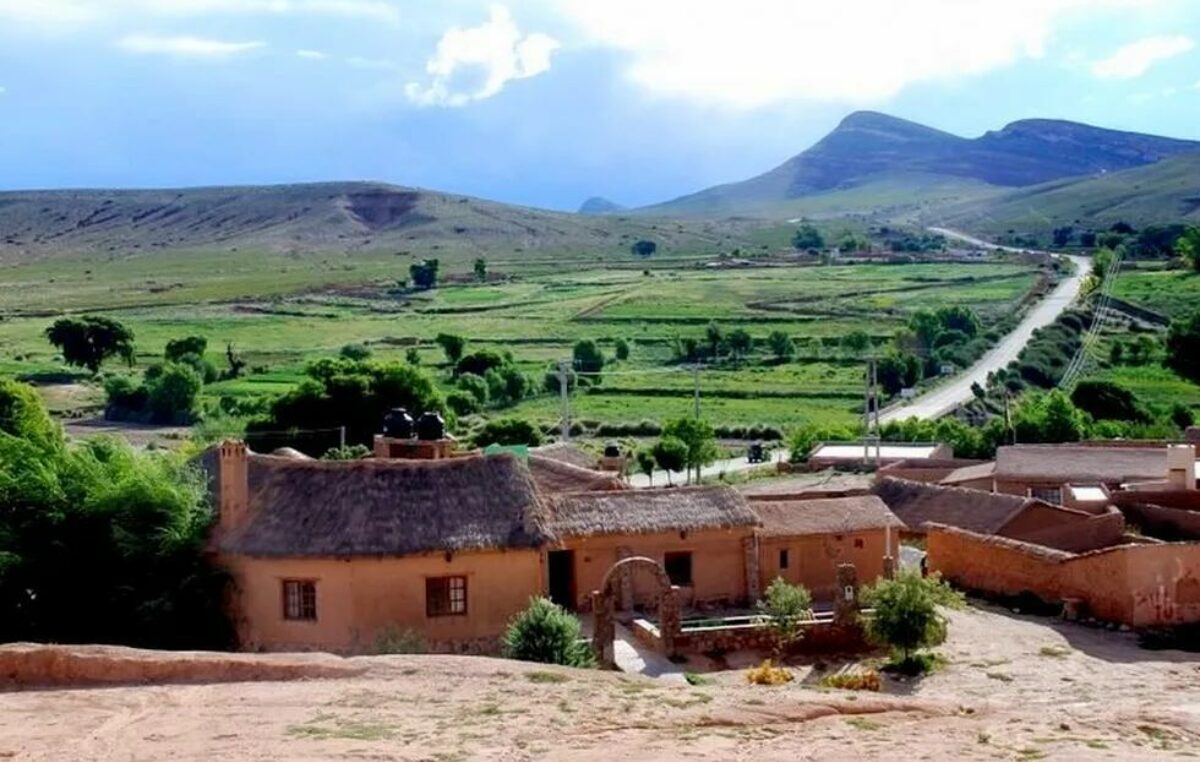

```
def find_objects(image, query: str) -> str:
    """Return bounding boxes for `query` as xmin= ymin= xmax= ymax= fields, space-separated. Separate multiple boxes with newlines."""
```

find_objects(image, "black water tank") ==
xmin=383 ymin=408 xmax=415 ymax=438
xmin=603 ymin=441 xmax=621 ymax=458
xmin=416 ymin=412 xmax=445 ymax=440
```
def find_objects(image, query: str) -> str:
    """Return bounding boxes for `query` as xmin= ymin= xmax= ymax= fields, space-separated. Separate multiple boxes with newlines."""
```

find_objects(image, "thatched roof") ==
xmin=940 ymin=461 xmax=996 ymax=485
xmin=994 ymin=445 xmax=1170 ymax=483
xmin=527 ymin=454 xmax=625 ymax=494
xmin=219 ymin=452 xmax=549 ymax=557
xmin=530 ymin=442 xmax=599 ymax=470
xmin=748 ymin=495 xmax=904 ymax=537
xmin=872 ymin=477 xmax=1032 ymax=535
xmin=547 ymin=486 xmax=758 ymax=538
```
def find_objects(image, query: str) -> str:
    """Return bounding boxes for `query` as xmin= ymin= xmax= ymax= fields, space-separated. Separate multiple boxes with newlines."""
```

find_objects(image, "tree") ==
xmin=1013 ymin=390 xmax=1087 ymax=444
xmin=767 ymin=330 xmax=795 ymax=361
xmin=862 ymin=571 xmax=962 ymax=673
xmin=164 ymin=336 xmax=207 ymax=363
xmin=876 ymin=352 xmax=921 ymax=396
xmin=1175 ymin=227 xmax=1200 ymax=272
xmin=145 ymin=362 xmax=203 ymax=423
xmin=840 ymin=330 xmax=871 ymax=356
xmin=1052 ymin=226 xmax=1074 ymax=248
xmin=474 ymin=257 xmax=488 ymax=282
xmin=705 ymin=321 xmax=724 ymax=359
xmin=224 ymin=342 xmax=246 ymax=379
xmin=613 ymin=338 xmax=630 ymax=361
xmin=1079 ymin=231 xmax=1097 ymax=248
xmin=435 ymin=333 xmax=466 ymax=364
xmin=791 ymin=223 xmax=825 ymax=251
xmin=663 ymin=417 xmax=719 ymax=484
xmin=473 ymin=418 xmax=543 ymax=448
xmin=455 ymin=349 xmax=506 ymax=378
xmin=1172 ymin=402 xmax=1195 ymax=431
xmin=339 ymin=343 xmax=372 ymax=361
xmin=405 ymin=347 xmax=422 ymax=365
xmin=635 ymin=449 xmax=656 ymax=486
xmin=456 ymin=373 xmax=489 ymax=405
xmin=501 ymin=597 xmax=594 ymax=667
xmin=45 ymin=316 xmax=135 ymax=373
xmin=935 ymin=306 xmax=981 ymax=338
xmin=631 ymin=239 xmax=657 ymax=257
xmin=651 ymin=436 xmax=688 ymax=486
xmin=787 ymin=423 xmax=857 ymax=462
xmin=409 ymin=258 xmax=440 ymax=289
xmin=1166 ymin=311 xmax=1200 ymax=384
xmin=1070 ymin=380 xmax=1148 ymax=422
xmin=756 ymin=577 xmax=813 ymax=657
xmin=572 ymin=339 xmax=605 ymax=377
xmin=726 ymin=328 xmax=752 ymax=360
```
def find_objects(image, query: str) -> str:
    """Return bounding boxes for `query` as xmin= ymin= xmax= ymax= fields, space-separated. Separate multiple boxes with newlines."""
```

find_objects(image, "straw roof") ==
xmin=872 ymin=477 xmax=1032 ymax=535
xmin=530 ymin=442 xmax=599 ymax=470
xmin=940 ymin=461 xmax=996 ymax=485
xmin=748 ymin=495 xmax=904 ymax=537
xmin=547 ymin=486 xmax=758 ymax=538
xmin=994 ymin=445 xmax=1169 ymax=483
xmin=527 ymin=454 xmax=626 ymax=494
xmin=219 ymin=452 xmax=549 ymax=557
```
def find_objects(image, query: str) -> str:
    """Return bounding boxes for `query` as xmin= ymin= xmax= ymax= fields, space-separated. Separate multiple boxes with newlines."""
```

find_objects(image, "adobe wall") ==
xmin=562 ymin=526 xmax=752 ymax=611
xmin=758 ymin=529 xmax=892 ymax=601
xmin=222 ymin=549 xmax=544 ymax=654
xmin=1118 ymin=501 xmax=1200 ymax=541
xmin=998 ymin=503 xmax=1125 ymax=553
xmin=876 ymin=459 xmax=986 ymax=485
xmin=672 ymin=621 xmax=869 ymax=656
xmin=927 ymin=525 xmax=1200 ymax=627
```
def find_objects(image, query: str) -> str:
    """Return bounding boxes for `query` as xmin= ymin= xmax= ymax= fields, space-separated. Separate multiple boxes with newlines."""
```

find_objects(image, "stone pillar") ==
xmin=659 ymin=586 xmax=681 ymax=659
xmin=882 ymin=555 xmax=896 ymax=580
xmin=615 ymin=546 xmax=634 ymax=611
xmin=742 ymin=535 xmax=761 ymax=604
xmin=834 ymin=563 xmax=859 ymax=626
xmin=591 ymin=590 xmax=615 ymax=667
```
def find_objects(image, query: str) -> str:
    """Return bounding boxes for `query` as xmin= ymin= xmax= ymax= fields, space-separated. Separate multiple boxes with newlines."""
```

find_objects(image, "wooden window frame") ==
xmin=282 ymin=579 xmax=317 ymax=621
xmin=663 ymin=551 xmax=693 ymax=587
xmin=426 ymin=575 xmax=468 ymax=617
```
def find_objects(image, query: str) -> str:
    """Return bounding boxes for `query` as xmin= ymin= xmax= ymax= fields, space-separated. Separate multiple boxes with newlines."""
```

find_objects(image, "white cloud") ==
xmin=296 ymin=48 xmax=328 ymax=59
xmin=556 ymin=0 xmax=1159 ymax=108
xmin=116 ymin=34 xmax=266 ymax=57
xmin=406 ymin=4 xmax=560 ymax=107
xmin=1091 ymin=35 xmax=1195 ymax=80
xmin=0 ymin=0 xmax=399 ymax=26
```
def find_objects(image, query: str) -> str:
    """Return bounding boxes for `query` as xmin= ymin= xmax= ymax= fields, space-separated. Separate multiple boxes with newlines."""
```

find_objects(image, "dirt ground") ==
xmin=2 ymin=603 xmax=1198 ymax=761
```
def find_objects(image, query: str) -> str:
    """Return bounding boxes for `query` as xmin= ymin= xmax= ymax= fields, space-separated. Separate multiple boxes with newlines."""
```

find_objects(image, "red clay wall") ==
xmin=1117 ymin=502 xmax=1200 ymax=541
xmin=997 ymin=504 xmax=1125 ymax=553
xmin=926 ymin=524 xmax=1200 ymax=627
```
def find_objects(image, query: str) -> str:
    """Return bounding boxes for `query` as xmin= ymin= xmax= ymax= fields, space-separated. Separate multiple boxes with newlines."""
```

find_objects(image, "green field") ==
xmin=0 ymin=241 xmax=1045 ymax=434
xmin=1112 ymin=267 xmax=1200 ymax=320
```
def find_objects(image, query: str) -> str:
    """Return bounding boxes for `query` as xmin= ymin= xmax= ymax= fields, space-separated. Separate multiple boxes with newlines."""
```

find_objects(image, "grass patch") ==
xmin=287 ymin=714 xmax=396 ymax=741
xmin=881 ymin=651 xmax=945 ymax=677
xmin=844 ymin=717 xmax=884 ymax=732
xmin=1038 ymin=645 xmax=1071 ymax=659
xmin=524 ymin=671 xmax=570 ymax=684
xmin=683 ymin=672 xmax=712 ymax=686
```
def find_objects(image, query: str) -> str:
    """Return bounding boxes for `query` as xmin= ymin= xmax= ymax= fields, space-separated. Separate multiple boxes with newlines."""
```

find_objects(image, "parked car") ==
xmin=747 ymin=441 xmax=766 ymax=463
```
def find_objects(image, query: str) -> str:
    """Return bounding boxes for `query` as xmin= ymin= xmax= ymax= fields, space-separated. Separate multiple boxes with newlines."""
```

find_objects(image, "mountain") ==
xmin=578 ymin=196 xmax=626 ymax=215
xmin=933 ymin=151 xmax=1200 ymax=237
xmin=641 ymin=111 xmax=1200 ymax=218
xmin=0 ymin=182 xmax=746 ymax=263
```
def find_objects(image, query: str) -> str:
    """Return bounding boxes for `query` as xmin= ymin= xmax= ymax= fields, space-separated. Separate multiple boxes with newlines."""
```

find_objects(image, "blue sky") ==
xmin=1 ymin=1 xmax=1198 ymax=210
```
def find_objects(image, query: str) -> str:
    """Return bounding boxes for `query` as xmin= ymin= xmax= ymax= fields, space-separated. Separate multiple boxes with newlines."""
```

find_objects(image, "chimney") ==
xmin=1166 ymin=444 xmax=1196 ymax=491
xmin=217 ymin=440 xmax=250 ymax=530
xmin=374 ymin=411 xmax=456 ymax=460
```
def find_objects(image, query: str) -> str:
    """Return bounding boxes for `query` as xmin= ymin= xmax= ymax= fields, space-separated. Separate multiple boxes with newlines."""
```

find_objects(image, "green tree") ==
xmin=501 ymin=597 xmax=594 ymax=667
xmin=876 ymin=352 xmax=921 ymax=396
xmin=727 ymin=328 xmax=752 ymax=360
xmin=1175 ymin=227 xmax=1200 ymax=272
xmin=405 ymin=347 xmax=422 ymax=365
xmin=935 ymin=306 xmax=981 ymax=338
xmin=631 ymin=239 xmax=657 ymax=257
xmin=45 ymin=316 xmax=136 ymax=373
xmin=651 ymin=436 xmax=688 ymax=486
xmin=473 ymin=418 xmax=543 ymax=448
xmin=786 ymin=423 xmax=857 ymax=462
xmin=455 ymin=349 xmax=506 ymax=378
xmin=862 ymin=571 xmax=963 ymax=672
xmin=1166 ymin=311 xmax=1200 ymax=384
xmin=614 ymin=338 xmax=630 ymax=361
xmin=146 ymin=362 xmax=203 ymax=423
xmin=474 ymin=257 xmax=488 ymax=281
xmin=456 ymin=373 xmax=490 ymax=405
xmin=635 ymin=448 xmax=656 ymax=486
xmin=662 ymin=417 xmax=719 ymax=484
xmin=705 ymin=321 xmax=724 ymax=359
xmin=339 ymin=343 xmax=372 ymax=361
xmin=164 ymin=335 xmax=208 ymax=362
xmin=767 ymin=330 xmax=795 ymax=361
xmin=1172 ymin=402 xmax=1195 ymax=430
xmin=756 ymin=577 xmax=813 ymax=657
xmin=224 ymin=342 xmax=246 ymax=379
xmin=791 ymin=223 xmax=825 ymax=251
xmin=1013 ymin=390 xmax=1087 ymax=443
xmin=572 ymin=339 xmax=605 ymax=378
xmin=409 ymin=258 xmax=440 ymax=289
xmin=435 ymin=333 xmax=466 ymax=365
xmin=1091 ymin=247 xmax=1116 ymax=282
xmin=840 ymin=330 xmax=870 ymax=356
xmin=1070 ymin=380 xmax=1148 ymax=422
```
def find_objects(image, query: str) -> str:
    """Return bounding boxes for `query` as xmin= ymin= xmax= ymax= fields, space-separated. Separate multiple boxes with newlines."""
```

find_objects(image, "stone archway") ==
xmin=591 ymin=556 xmax=680 ymax=666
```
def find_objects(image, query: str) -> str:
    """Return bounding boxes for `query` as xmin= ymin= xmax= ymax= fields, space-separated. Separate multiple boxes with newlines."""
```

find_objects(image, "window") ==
xmin=663 ymin=552 xmax=693 ymax=587
xmin=1029 ymin=486 xmax=1063 ymax=505
xmin=778 ymin=549 xmax=790 ymax=569
xmin=282 ymin=580 xmax=317 ymax=621
xmin=426 ymin=575 xmax=467 ymax=617
xmin=854 ymin=538 xmax=864 ymax=549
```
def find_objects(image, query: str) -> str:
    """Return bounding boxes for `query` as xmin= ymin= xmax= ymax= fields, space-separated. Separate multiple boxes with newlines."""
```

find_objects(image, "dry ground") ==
xmin=2 ymin=604 xmax=1198 ymax=761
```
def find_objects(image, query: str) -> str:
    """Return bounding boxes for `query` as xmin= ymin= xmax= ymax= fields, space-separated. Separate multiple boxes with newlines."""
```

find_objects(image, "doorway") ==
xmin=547 ymin=550 xmax=576 ymax=610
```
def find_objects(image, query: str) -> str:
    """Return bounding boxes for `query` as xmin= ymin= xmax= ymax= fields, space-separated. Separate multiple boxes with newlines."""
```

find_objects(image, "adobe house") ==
xmin=746 ymin=494 xmax=903 ymax=600
xmin=544 ymin=487 xmax=760 ymax=611
xmin=208 ymin=441 xmax=550 ymax=654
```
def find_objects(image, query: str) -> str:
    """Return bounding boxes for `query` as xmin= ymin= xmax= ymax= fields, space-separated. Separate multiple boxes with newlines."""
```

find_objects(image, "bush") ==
xmin=818 ymin=670 xmax=881 ymax=691
xmin=446 ymin=391 xmax=481 ymax=416
xmin=456 ymin=373 xmax=489 ymax=405
xmin=861 ymin=571 xmax=963 ymax=671
xmin=787 ymin=423 xmax=857 ymax=462
xmin=614 ymin=338 xmax=630 ymax=361
xmin=339 ymin=343 xmax=372 ymax=361
xmin=321 ymin=444 xmax=371 ymax=461
xmin=1070 ymin=380 xmax=1148 ymax=423
xmin=1166 ymin=311 xmax=1200 ymax=384
xmin=501 ymin=597 xmax=594 ymax=667
xmin=145 ymin=362 xmax=203 ymax=423
xmin=474 ymin=418 xmax=543 ymax=448
xmin=745 ymin=659 xmax=793 ymax=685
xmin=756 ymin=577 xmax=813 ymax=655
xmin=455 ymin=350 xmax=506 ymax=378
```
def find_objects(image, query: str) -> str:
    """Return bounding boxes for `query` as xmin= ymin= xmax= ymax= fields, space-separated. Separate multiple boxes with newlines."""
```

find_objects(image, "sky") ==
xmin=1 ymin=0 xmax=1198 ymax=210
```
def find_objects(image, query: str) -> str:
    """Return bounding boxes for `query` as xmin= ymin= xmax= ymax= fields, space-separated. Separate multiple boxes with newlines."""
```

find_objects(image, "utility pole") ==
xmin=692 ymin=364 xmax=701 ymax=419
xmin=557 ymin=360 xmax=572 ymax=442
xmin=339 ymin=425 xmax=346 ymax=450
xmin=863 ymin=358 xmax=879 ymax=465
xmin=872 ymin=359 xmax=881 ymax=463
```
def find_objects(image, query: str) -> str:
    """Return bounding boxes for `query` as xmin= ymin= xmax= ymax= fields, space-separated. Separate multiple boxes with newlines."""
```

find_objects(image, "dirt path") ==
xmin=1 ymin=604 xmax=1197 ymax=760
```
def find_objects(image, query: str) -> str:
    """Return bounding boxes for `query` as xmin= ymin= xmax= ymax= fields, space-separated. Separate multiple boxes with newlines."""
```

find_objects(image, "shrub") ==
xmin=787 ymin=423 xmax=857 ymax=462
xmin=146 ymin=362 xmax=203 ymax=423
xmin=456 ymin=373 xmax=489 ymax=405
xmin=756 ymin=577 xmax=813 ymax=655
xmin=614 ymin=338 xmax=630 ymax=361
xmin=818 ymin=670 xmax=881 ymax=691
xmin=455 ymin=349 xmax=506 ymax=378
xmin=339 ymin=343 xmax=372 ymax=361
xmin=446 ymin=391 xmax=481 ymax=416
xmin=321 ymin=444 xmax=371 ymax=461
xmin=861 ymin=571 xmax=963 ymax=673
xmin=435 ymin=333 xmax=466 ymax=364
xmin=1166 ymin=311 xmax=1200 ymax=384
xmin=1070 ymin=380 xmax=1148 ymax=423
xmin=501 ymin=597 xmax=594 ymax=667
xmin=746 ymin=659 xmax=793 ymax=685
xmin=474 ymin=418 xmax=543 ymax=448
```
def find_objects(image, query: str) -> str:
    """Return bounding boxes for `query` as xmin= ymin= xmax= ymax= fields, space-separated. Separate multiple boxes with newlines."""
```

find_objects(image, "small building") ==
xmin=807 ymin=441 xmax=953 ymax=470
xmin=989 ymin=443 xmax=1197 ymax=501
xmin=747 ymin=494 xmax=903 ymax=600
xmin=545 ymin=487 xmax=759 ymax=611
xmin=210 ymin=442 xmax=550 ymax=654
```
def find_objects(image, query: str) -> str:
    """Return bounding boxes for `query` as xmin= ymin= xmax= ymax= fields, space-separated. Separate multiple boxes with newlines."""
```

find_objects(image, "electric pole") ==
xmin=863 ymin=358 xmax=879 ymax=465
xmin=693 ymin=364 xmax=701 ymax=419
xmin=557 ymin=359 xmax=572 ymax=442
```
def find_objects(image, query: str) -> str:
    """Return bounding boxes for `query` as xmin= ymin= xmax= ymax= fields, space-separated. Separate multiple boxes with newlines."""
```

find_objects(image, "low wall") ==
xmin=998 ymin=503 xmax=1126 ymax=553
xmin=927 ymin=524 xmax=1200 ymax=627
xmin=1119 ymin=502 xmax=1200 ymax=541
xmin=634 ymin=617 xmax=869 ymax=656
xmin=876 ymin=459 xmax=987 ymax=485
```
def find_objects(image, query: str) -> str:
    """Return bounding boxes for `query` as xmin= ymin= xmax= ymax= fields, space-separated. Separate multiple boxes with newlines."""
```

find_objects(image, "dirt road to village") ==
xmin=2 ymin=604 xmax=1197 ymax=760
